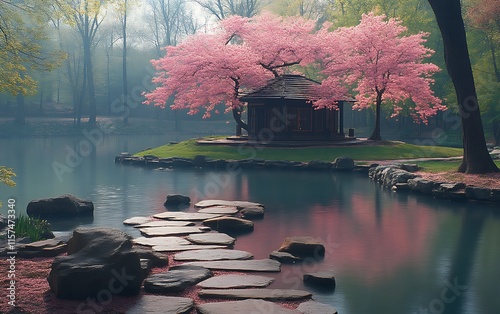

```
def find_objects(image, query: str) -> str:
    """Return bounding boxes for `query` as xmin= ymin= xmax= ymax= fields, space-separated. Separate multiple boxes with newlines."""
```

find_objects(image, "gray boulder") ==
xmin=408 ymin=177 xmax=441 ymax=194
xmin=303 ymin=271 xmax=336 ymax=289
xmin=164 ymin=194 xmax=191 ymax=207
xmin=333 ymin=156 xmax=355 ymax=171
xmin=27 ymin=194 xmax=94 ymax=218
xmin=465 ymin=186 xmax=492 ymax=201
xmin=278 ymin=236 xmax=325 ymax=258
xmin=240 ymin=206 xmax=265 ymax=219
xmin=47 ymin=228 xmax=145 ymax=299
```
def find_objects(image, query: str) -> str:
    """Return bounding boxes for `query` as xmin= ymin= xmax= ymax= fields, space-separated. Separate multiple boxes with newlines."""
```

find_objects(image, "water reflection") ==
xmin=1 ymin=135 xmax=500 ymax=314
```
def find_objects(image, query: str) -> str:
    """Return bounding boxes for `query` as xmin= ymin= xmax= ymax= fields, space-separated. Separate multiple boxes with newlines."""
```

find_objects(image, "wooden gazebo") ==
xmin=240 ymin=75 xmax=353 ymax=141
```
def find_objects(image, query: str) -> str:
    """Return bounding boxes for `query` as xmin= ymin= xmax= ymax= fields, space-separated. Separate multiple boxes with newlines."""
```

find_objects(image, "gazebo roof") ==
xmin=239 ymin=74 xmax=320 ymax=102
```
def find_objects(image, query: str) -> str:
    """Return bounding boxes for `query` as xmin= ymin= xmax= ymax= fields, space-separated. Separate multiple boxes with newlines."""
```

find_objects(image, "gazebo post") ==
xmin=339 ymin=101 xmax=345 ymax=136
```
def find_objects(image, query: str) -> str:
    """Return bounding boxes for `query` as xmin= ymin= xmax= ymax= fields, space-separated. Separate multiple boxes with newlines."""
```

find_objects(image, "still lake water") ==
xmin=1 ymin=134 xmax=499 ymax=314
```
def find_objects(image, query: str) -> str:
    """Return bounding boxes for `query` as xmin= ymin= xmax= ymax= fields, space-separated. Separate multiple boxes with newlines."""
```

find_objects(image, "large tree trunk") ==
xmin=368 ymin=91 xmax=383 ymax=141
xmin=428 ymin=0 xmax=499 ymax=173
xmin=232 ymin=107 xmax=248 ymax=131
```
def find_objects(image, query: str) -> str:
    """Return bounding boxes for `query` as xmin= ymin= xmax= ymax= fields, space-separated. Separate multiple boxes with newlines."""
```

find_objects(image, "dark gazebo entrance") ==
xmin=240 ymin=75 xmax=354 ymax=141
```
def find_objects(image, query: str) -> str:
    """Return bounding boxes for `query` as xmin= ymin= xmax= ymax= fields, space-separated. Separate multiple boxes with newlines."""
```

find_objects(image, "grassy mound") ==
xmin=137 ymin=138 xmax=463 ymax=162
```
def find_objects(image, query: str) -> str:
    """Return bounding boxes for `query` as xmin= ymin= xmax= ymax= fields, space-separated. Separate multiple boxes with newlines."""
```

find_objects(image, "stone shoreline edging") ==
xmin=114 ymin=154 xmax=500 ymax=204
xmin=115 ymin=153 xmax=360 ymax=172
xmin=369 ymin=165 xmax=500 ymax=203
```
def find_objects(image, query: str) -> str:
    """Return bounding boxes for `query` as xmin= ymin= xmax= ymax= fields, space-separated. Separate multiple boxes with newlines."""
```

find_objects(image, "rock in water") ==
xmin=202 ymin=217 xmax=254 ymax=233
xmin=278 ymin=236 xmax=325 ymax=258
xmin=164 ymin=194 xmax=191 ymax=207
xmin=27 ymin=194 xmax=94 ymax=218
xmin=47 ymin=228 xmax=145 ymax=299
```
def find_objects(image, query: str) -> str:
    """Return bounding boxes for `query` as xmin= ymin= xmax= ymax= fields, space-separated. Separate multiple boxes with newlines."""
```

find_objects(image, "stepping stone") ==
xmin=297 ymin=300 xmax=338 ymax=314
xmin=144 ymin=265 xmax=212 ymax=293
xmin=303 ymin=271 xmax=336 ymax=289
xmin=174 ymin=249 xmax=253 ymax=261
xmin=153 ymin=212 xmax=222 ymax=221
xmin=186 ymin=233 xmax=235 ymax=245
xmin=123 ymin=216 xmax=152 ymax=225
xmin=134 ymin=220 xmax=195 ymax=228
xmin=126 ymin=295 xmax=194 ymax=314
xmin=133 ymin=236 xmax=190 ymax=247
xmin=195 ymin=200 xmax=264 ymax=209
xmin=197 ymin=299 xmax=301 ymax=314
xmin=198 ymin=288 xmax=311 ymax=301
xmin=197 ymin=274 xmax=274 ymax=289
xmin=270 ymin=251 xmax=302 ymax=263
xmin=278 ymin=236 xmax=325 ymax=258
xmin=202 ymin=217 xmax=254 ymax=233
xmin=153 ymin=244 xmax=226 ymax=252
xmin=139 ymin=226 xmax=204 ymax=237
xmin=198 ymin=205 xmax=238 ymax=215
xmin=185 ymin=259 xmax=281 ymax=272
xmin=240 ymin=206 xmax=265 ymax=219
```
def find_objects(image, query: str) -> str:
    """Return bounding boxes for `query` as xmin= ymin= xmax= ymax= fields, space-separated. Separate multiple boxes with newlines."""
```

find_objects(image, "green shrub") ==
xmin=15 ymin=214 xmax=53 ymax=242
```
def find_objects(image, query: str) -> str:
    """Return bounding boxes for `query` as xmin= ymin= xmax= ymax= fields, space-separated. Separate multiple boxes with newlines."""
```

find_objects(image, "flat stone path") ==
xmin=185 ymin=259 xmax=281 ymax=272
xmin=133 ymin=236 xmax=190 ymax=247
xmin=139 ymin=226 xmax=204 ymax=237
xmin=197 ymin=205 xmax=239 ymax=215
xmin=195 ymin=200 xmax=263 ymax=209
xmin=198 ymin=288 xmax=311 ymax=301
xmin=153 ymin=244 xmax=226 ymax=252
xmin=186 ymin=233 xmax=235 ymax=245
xmin=134 ymin=220 xmax=195 ymax=228
xmin=153 ymin=212 xmax=222 ymax=221
xmin=174 ymin=249 xmax=253 ymax=261
xmin=197 ymin=274 xmax=274 ymax=289
xmin=144 ymin=265 xmax=212 ymax=293
xmin=297 ymin=300 xmax=338 ymax=314
xmin=123 ymin=216 xmax=153 ymax=225
xmin=126 ymin=295 xmax=194 ymax=314
xmin=197 ymin=299 xmax=301 ymax=314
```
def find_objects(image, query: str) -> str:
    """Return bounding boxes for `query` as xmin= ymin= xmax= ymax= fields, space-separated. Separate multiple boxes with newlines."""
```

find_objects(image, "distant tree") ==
xmin=145 ymin=0 xmax=198 ymax=57
xmin=428 ymin=0 xmax=499 ymax=173
xmin=56 ymin=0 xmax=107 ymax=126
xmin=193 ymin=0 xmax=264 ymax=20
xmin=317 ymin=13 xmax=445 ymax=141
xmin=0 ymin=1 xmax=62 ymax=124
xmin=144 ymin=13 xmax=322 ymax=130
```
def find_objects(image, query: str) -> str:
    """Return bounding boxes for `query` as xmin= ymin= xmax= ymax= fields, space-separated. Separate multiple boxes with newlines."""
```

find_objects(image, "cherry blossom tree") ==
xmin=317 ymin=13 xmax=446 ymax=141
xmin=144 ymin=13 xmax=325 ymax=130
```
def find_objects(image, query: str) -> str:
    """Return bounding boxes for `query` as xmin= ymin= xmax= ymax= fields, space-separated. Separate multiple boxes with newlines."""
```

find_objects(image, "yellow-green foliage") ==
xmin=0 ymin=166 xmax=16 ymax=208
xmin=0 ymin=1 xmax=64 ymax=96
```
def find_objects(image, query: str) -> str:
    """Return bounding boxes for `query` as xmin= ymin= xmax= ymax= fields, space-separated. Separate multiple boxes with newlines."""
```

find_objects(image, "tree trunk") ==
xmin=428 ymin=0 xmax=499 ymax=173
xmin=86 ymin=39 xmax=97 ymax=127
xmin=122 ymin=0 xmax=129 ymax=124
xmin=368 ymin=91 xmax=383 ymax=141
xmin=232 ymin=107 xmax=248 ymax=131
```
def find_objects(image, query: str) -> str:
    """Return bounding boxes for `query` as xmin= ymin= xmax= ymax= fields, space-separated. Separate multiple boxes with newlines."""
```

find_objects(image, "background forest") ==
xmin=0 ymin=0 xmax=498 ymax=145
